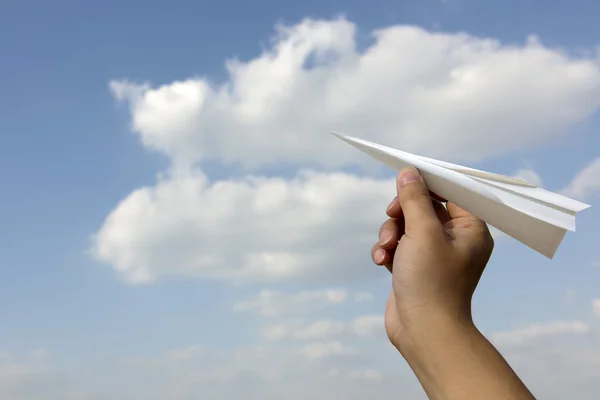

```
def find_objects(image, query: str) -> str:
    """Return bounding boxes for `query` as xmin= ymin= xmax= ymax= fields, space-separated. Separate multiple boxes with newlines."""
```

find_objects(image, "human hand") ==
xmin=371 ymin=167 xmax=494 ymax=351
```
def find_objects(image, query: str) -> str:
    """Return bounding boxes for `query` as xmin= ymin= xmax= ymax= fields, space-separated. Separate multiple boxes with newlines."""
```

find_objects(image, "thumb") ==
xmin=396 ymin=167 xmax=443 ymax=237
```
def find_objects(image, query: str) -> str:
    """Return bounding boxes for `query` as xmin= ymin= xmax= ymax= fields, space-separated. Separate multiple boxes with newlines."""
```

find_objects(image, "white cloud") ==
xmin=6 ymin=325 xmax=600 ymax=399
xmin=561 ymin=157 xmax=600 ymax=199
xmin=491 ymin=320 xmax=590 ymax=346
xmin=97 ymin=18 xmax=600 ymax=286
xmin=297 ymin=341 xmax=356 ymax=359
xmin=92 ymin=170 xmax=394 ymax=284
xmin=261 ymin=315 xmax=385 ymax=341
xmin=107 ymin=332 xmax=600 ymax=399
xmin=261 ymin=324 xmax=289 ymax=340
xmin=118 ymin=340 xmax=396 ymax=400
xmin=262 ymin=319 xmax=346 ymax=340
xmin=513 ymin=168 xmax=543 ymax=186
xmin=233 ymin=289 xmax=350 ymax=317
xmin=0 ymin=351 xmax=92 ymax=400
xmin=593 ymin=299 xmax=600 ymax=315
xmin=233 ymin=289 xmax=376 ymax=317
xmin=288 ymin=320 xmax=346 ymax=340
xmin=7 ymin=12 xmax=600 ymax=400
xmin=83 ymin=19 xmax=600 ymax=399
xmin=111 ymin=18 xmax=600 ymax=170
xmin=348 ymin=369 xmax=384 ymax=381
xmin=351 ymin=314 xmax=385 ymax=337
xmin=260 ymin=313 xmax=386 ymax=341
xmin=495 ymin=332 xmax=600 ymax=400
xmin=353 ymin=292 xmax=374 ymax=303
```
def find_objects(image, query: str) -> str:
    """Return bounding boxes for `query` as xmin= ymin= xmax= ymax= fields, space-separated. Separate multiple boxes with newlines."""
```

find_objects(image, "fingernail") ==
xmin=374 ymin=248 xmax=386 ymax=264
xmin=386 ymin=197 xmax=397 ymax=213
xmin=379 ymin=229 xmax=393 ymax=246
xmin=399 ymin=167 xmax=422 ymax=187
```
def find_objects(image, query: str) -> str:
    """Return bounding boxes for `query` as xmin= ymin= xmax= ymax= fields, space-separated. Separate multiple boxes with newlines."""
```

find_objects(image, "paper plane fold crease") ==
xmin=331 ymin=131 xmax=590 ymax=258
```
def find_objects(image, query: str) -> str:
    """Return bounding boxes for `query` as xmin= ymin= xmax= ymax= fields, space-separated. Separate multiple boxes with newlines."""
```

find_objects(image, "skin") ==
xmin=371 ymin=167 xmax=536 ymax=400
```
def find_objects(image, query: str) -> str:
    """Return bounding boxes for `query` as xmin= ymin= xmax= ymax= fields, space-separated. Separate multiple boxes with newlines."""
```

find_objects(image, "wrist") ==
xmin=391 ymin=309 xmax=535 ymax=400
xmin=393 ymin=307 xmax=477 ymax=355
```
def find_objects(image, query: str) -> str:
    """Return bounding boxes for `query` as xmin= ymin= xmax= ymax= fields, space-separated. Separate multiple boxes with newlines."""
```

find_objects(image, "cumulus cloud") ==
xmin=233 ymin=289 xmax=353 ymax=317
xmin=5 ymin=321 xmax=600 ymax=399
xmin=297 ymin=341 xmax=357 ymax=359
xmin=263 ymin=319 xmax=346 ymax=341
xmin=95 ymin=17 xmax=600 ymax=286
xmin=110 ymin=18 xmax=600 ymax=169
xmin=351 ymin=315 xmax=385 ymax=337
xmin=513 ymin=168 xmax=543 ymax=187
xmin=495 ymin=331 xmax=600 ymax=400
xmin=11 ymin=13 xmax=600 ymax=400
xmin=92 ymin=170 xmax=394 ymax=284
xmin=116 ymin=339 xmax=406 ymax=400
xmin=491 ymin=320 xmax=590 ymax=346
xmin=561 ymin=157 xmax=600 ymax=199
xmin=0 ymin=351 xmax=91 ymax=400
xmin=82 ymin=331 xmax=600 ymax=399
xmin=260 ymin=314 xmax=384 ymax=341
xmin=593 ymin=299 xmax=600 ymax=315
xmin=124 ymin=334 xmax=600 ymax=399
xmin=349 ymin=369 xmax=384 ymax=381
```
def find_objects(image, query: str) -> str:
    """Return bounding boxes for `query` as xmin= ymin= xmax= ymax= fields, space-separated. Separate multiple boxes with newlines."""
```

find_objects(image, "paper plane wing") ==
xmin=331 ymin=131 xmax=590 ymax=258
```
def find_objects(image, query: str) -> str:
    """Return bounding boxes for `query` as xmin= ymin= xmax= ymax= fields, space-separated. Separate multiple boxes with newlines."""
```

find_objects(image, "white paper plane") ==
xmin=331 ymin=131 xmax=590 ymax=258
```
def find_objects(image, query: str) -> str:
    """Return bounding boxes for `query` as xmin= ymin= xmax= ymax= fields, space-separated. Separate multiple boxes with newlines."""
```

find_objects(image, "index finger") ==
xmin=386 ymin=190 xmax=447 ymax=218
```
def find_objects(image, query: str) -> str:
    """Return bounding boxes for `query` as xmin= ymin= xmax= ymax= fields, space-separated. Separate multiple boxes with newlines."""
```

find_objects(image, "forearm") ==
xmin=398 ymin=312 xmax=535 ymax=400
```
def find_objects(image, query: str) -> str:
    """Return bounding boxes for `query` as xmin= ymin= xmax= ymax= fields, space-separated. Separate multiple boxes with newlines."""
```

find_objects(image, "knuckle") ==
xmin=371 ymin=243 xmax=379 ymax=254
xmin=378 ymin=219 xmax=394 ymax=235
xmin=483 ymin=228 xmax=495 ymax=251
xmin=473 ymin=221 xmax=494 ymax=250
xmin=399 ymin=185 xmax=429 ymax=203
xmin=371 ymin=243 xmax=382 ymax=258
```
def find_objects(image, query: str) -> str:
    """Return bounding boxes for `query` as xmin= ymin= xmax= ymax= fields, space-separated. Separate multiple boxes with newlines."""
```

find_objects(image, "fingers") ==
xmin=396 ymin=167 xmax=443 ymax=237
xmin=377 ymin=169 xmax=446 ymax=271
xmin=372 ymin=242 xmax=396 ymax=273
xmin=373 ymin=217 xmax=404 ymax=270
xmin=378 ymin=218 xmax=402 ymax=249
xmin=372 ymin=242 xmax=391 ymax=266
xmin=387 ymin=195 xmax=449 ymax=224
xmin=445 ymin=201 xmax=494 ymax=252
xmin=385 ymin=197 xmax=401 ymax=218
xmin=446 ymin=201 xmax=488 ymax=231
xmin=446 ymin=201 xmax=475 ymax=220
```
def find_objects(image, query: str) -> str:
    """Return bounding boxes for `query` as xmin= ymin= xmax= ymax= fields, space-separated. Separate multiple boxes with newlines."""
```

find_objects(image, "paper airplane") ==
xmin=331 ymin=131 xmax=590 ymax=258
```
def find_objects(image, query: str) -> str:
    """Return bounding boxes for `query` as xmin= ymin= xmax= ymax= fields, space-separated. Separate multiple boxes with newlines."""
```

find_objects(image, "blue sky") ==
xmin=1 ymin=0 xmax=600 ymax=398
